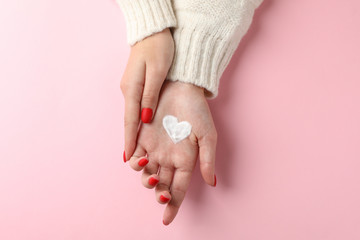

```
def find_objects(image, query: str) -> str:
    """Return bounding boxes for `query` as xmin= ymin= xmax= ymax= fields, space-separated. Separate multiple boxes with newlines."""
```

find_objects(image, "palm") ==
xmin=130 ymin=81 xmax=217 ymax=225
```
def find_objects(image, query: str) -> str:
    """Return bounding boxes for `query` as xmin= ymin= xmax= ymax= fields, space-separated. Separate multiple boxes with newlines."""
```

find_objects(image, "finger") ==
xmin=140 ymin=64 xmax=167 ymax=123
xmin=163 ymin=169 xmax=192 ymax=226
xmin=155 ymin=166 xmax=174 ymax=204
xmin=142 ymin=157 xmax=160 ymax=189
xmin=128 ymin=145 xmax=148 ymax=171
xmin=198 ymin=133 xmax=217 ymax=187
xmin=121 ymin=59 xmax=146 ymax=161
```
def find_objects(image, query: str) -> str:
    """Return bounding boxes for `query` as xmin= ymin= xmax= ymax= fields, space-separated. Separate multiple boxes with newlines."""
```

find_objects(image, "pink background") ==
xmin=1 ymin=0 xmax=360 ymax=239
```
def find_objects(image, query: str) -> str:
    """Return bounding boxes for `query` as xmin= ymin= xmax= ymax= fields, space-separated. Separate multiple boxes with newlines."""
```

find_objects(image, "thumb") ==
xmin=198 ymin=133 xmax=217 ymax=187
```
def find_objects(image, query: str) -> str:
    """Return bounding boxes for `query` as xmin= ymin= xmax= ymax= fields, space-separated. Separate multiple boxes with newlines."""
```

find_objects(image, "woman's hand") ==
xmin=120 ymin=28 xmax=174 ymax=161
xmin=126 ymin=81 xmax=218 ymax=225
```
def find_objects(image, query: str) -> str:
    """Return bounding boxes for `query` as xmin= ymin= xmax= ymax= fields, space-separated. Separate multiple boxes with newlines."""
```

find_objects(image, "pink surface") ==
xmin=1 ymin=0 xmax=360 ymax=239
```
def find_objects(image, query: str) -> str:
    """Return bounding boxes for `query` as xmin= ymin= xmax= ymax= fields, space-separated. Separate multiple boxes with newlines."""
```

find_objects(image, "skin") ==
xmin=126 ymin=81 xmax=218 ymax=225
xmin=120 ymin=28 xmax=218 ymax=225
xmin=120 ymin=28 xmax=174 ymax=160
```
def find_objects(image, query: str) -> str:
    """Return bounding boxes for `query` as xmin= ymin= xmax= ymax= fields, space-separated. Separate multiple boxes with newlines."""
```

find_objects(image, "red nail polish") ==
xmin=160 ymin=195 xmax=170 ymax=203
xmin=123 ymin=151 xmax=126 ymax=163
xmin=214 ymin=175 xmax=217 ymax=187
xmin=148 ymin=177 xmax=159 ymax=186
xmin=141 ymin=108 xmax=153 ymax=123
xmin=138 ymin=158 xmax=149 ymax=167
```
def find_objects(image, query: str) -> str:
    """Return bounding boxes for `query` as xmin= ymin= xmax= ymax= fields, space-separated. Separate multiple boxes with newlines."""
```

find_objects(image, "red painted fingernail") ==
xmin=138 ymin=158 xmax=149 ymax=167
xmin=123 ymin=151 xmax=126 ymax=163
xmin=141 ymin=108 xmax=153 ymax=123
xmin=160 ymin=195 xmax=170 ymax=203
xmin=148 ymin=177 xmax=159 ymax=186
xmin=213 ymin=175 xmax=217 ymax=187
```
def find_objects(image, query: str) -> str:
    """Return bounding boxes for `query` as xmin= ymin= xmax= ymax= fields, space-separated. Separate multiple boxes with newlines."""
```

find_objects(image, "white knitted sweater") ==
xmin=117 ymin=0 xmax=263 ymax=97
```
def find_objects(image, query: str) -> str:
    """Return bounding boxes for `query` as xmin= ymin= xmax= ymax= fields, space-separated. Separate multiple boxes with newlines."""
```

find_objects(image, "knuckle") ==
xmin=124 ymin=119 xmax=137 ymax=128
xmin=199 ymin=129 xmax=217 ymax=147
xmin=156 ymin=183 xmax=169 ymax=191
xmin=143 ymin=179 xmax=153 ymax=189
xmin=210 ymin=127 xmax=218 ymax=140
xmin=120 ymin=81 xmax=128 ymax=93
xmin=171 ymin=186 xmax=186 ymax=196
xmin=156 ymin=153 xmax=167 ymax=163
xmin=206 ymin=131 xmax=218 ymax=143
xmin=149 ymin=64 xmax=168 ymax=77
xmin=121 ymin=80 xmax=144 ymax=102
xmin=212 ymin=130 xmax=218 ymax=142
xmin=129 ymin=160 xmax=141 ymax=172
xmin=142 ymin=92 xmax=157 ymax=105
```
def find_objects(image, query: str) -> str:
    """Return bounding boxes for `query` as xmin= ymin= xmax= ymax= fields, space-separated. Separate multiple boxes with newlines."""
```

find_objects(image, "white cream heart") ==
xmin=162 ymin=115 xmax=192 ymax=144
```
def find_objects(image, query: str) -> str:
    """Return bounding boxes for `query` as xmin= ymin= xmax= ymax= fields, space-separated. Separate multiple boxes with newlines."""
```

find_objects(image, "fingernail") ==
xmin=141 ymin=108 xmax=153 ymax=123
xmin=148 ymin=177 xmax=159 ymax=186
xmin=138 ymin=158 xmax=149 ymax=167
xmin=160 ymin=195 xmax=170 ymax=203
xmin=163 ymin=220 xmax=168 ymax=226
xmin=123 ymin=151 xmax=126 ymax=163
xmin=213 ymin=175 xmax=217 ymax=187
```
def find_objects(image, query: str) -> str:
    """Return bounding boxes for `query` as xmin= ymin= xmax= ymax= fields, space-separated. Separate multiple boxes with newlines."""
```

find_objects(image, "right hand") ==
xmin=126 ymin=81 xmax=218 ymax=225
xmin=120 ymin=28 xmax=174 ymax=161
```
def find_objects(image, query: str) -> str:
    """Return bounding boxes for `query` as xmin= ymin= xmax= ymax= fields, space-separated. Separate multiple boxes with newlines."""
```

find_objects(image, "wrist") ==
xmin=132 ymin=28 xmax=171 ymax=48
xmin=164 ymin=80 xmax=205 ymax=97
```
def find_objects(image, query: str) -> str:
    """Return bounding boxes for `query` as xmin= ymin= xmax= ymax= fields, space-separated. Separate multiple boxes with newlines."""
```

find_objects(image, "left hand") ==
xmin=120 ymin=28 xmax=174 ymax=162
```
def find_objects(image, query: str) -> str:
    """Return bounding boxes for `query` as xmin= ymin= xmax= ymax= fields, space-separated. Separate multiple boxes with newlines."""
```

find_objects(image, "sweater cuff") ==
xmin=166 ymin=0 xmax=261 ymax=98
xmin=250 ymin=0 xmax=264 ymax=8
xmin=117 ymin=0 xmax=177 ymax=46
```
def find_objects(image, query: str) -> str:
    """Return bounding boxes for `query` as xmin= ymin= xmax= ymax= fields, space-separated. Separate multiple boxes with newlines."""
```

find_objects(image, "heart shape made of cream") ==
xmin=162 ymin=115 xmax=192 ymax=144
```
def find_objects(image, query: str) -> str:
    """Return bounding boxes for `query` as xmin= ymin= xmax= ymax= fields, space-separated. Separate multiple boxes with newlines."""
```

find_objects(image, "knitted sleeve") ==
xmin=116 ymin=0 xmax=177 ymax=46
xmin=166 ymin=0 xmax=263 ymax=98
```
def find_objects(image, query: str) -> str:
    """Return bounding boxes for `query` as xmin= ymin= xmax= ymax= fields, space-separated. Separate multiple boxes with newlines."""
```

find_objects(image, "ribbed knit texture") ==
xmin=117 ymin=0 xmax=263 ymax=97
xmin=116 ymin=0 xmax=177 ymax=45
xmin=250 ymin=0 xmax=264 ymax=8
xmin=166 ymin=0 xmax=263 ymax=97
